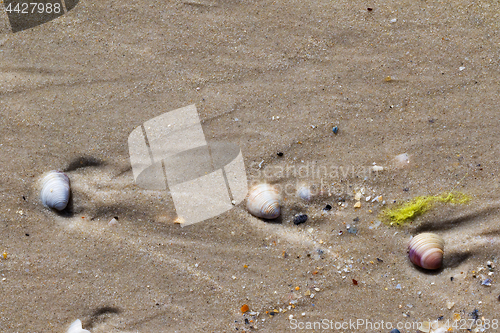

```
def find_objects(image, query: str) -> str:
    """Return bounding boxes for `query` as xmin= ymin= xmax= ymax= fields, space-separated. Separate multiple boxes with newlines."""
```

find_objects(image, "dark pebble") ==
xmin=323 ymin=204 xmax=332 ymax=211
xmin=293 ymin=214 xmax=308 ymax=225
xmin=353 ymin=217 xmax=359 ymax=222
xmin=332 ymin=126 xmax=339 ymax=134
xmin=277 ymin=152 xmax=283 ymax=157
xmin=377 ymin=258 xmax=383 ymax=262
xmin=470 ymin=309 xmax=479 ymax=320
xmin=390 ymin=329 xmax=401 ymax=333
xmin=450 ymin=277 xmax=454 ymax=281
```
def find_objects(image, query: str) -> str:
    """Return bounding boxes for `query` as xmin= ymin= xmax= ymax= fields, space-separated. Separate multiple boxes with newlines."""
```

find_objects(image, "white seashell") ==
xmin=67 ymin=319 xmax=90 ymax=333
xmin=246 ymin=184 xmax=281 ymax=219
xmin=297 ymin=186 xmax=312 ymax=201
xmin=408 ymin=232 xmax=444 ymax=270
xmin=40 ymin=170 xmax=70 ymax=211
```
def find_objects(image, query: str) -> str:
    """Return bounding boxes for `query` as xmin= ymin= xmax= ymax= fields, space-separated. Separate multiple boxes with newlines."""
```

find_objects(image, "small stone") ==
xmin=241 ymin=304 xmax=249 ymax=313
xmin=365 ymin=196 xmax=371 ymax=202
xmin=481 ymin=278 xmax=492 ymax=286
xmin=446 ymin=301 xmax=455 ymax=309
xmin=419 ymin=321 xmax=431 ymax=333
xmin=347 ymin=227 xmax=358 ymax=234
xmin=385 ymin=76 xmax=392 ymax=81
xmin=390 ymin=329 xmax=401 ymax=333
xmin=371 ymin=165 xmax=384 ymax=172
xmin=293 ymin=214 xmax=308 ymax=225
xmin=389 ymin=18 xmax=397 ymax=23
xmin=470 ymin=309 xmax=479 ymax=321
xmin=304 ymin=289 xmax=311 ymax=296
xmin=332 ymin=126 xmax=339 ymax=134
xmin=459 ymin=66 xmax=466 ymax=71
xmin=354 ymin=201 xmax=361 ymax=208
xmin=277 ymin=152 xmax=284 ymax=157
xmin=323 ymin=204 xmax=332 ymax=211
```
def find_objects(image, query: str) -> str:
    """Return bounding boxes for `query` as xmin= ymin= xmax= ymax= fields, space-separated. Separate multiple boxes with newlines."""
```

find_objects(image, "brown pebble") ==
xmin=241 ymin=304 xmax=249 ymax=313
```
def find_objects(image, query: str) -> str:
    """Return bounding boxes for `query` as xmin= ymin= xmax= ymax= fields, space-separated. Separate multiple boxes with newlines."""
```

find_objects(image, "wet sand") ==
xmin=1 ymin=0 xmax=499 ymax=332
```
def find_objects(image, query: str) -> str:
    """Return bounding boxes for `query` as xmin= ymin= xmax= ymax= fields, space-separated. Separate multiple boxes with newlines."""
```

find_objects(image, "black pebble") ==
xmin=390 ymin=329 xmax=401 ymax=333
xmin=277 ymin=152 xmax=284 ymax=157
xmin=25 ymin=233 xmax=29 ymax=236
xmin=293 ymin=214 xmax=308 ymax=225
xmin=450 ymin=277 xmax=454 ymax=281
xmin=470 ymin=309 xmax=479 ymax=320
xmin=323 ymin=204 xmax=332 ymax=211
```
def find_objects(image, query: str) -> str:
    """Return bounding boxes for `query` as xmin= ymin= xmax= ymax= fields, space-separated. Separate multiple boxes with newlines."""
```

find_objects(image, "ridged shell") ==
xmin=408 ymin=232 xmax=444 ymax=270
xmin=40 ymin=170 xmax=70 ymax=211
xmin=246 ymin=184 xmax=281 ymax=219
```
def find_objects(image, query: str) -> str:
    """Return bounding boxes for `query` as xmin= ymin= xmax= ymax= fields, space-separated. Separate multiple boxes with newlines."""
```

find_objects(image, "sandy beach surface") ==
xmin=1 ymin=0 xmax=499 ymax=332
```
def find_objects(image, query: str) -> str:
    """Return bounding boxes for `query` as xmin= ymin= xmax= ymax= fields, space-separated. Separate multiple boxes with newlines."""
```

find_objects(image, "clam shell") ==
xmin=40 ymin=170 xmax=70 ymax=211
xmin=408 ymin=232 xmax=444 ymax=270
xmin=246 ymin=184 xmax=281 ymax=219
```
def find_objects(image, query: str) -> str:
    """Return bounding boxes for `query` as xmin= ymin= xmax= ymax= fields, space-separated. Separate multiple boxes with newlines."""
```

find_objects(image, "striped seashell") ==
xmin=40 ymin=170 xmax=71 ymax=211
xmin=408 ymin=232 xmax=444 ymax=270
xmin=246 ymin=184 xmax=281 ymax=219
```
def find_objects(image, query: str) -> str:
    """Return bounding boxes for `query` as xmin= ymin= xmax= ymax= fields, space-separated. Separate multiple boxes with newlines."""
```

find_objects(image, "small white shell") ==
xmin=297 ymin=186 xmax=312 ymax=201
xmin=408 ymin=232 xmax=444 ymax=270
xmin=67 ymin=319 xmax=90 ymax=333
xmin=246 ymin=184 xmax=281 ymax=219
xmin=40 ymin=170 xmax=70 ymax=211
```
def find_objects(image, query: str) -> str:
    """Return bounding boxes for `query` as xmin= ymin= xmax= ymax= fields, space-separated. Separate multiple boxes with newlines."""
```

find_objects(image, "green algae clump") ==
xmin=380 ymin=192 xmax=471 ymax=226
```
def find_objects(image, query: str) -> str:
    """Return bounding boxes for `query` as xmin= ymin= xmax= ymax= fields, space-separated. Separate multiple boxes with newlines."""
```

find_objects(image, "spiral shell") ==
xmin=408 ymin=233 xmax=444 ymax=270
xmin=40 ymin=170 xmax=71 ymax=211
xmin=246 ymin=184 xmax=281 ymax=219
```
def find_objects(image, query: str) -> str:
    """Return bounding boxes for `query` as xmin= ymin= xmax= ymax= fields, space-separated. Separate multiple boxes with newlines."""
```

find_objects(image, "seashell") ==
xmin=40 ymin=170 xmax=71 ymax=211
xmin=408 ymin=232 xmax=444 ymax=270
xmin=297 ymin=186 xmax=312 ymax=201
xmin=246 ymin=184 xmax=281 ymax=219
xmin=67 ymin=319 xmax=90 ymax=333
